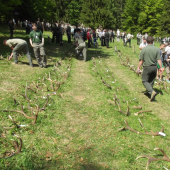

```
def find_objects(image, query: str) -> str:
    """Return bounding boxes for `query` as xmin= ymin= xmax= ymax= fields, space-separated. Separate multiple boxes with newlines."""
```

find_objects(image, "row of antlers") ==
xmin=92 ymin=55 xmax=169 ymax=169
xmin=0 ymin=58 xmax=72 ymax=159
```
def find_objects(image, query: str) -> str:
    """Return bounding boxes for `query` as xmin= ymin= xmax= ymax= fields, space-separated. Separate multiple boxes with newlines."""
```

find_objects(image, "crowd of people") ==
xmin=5 ymin=19 xmax=170 ymax=102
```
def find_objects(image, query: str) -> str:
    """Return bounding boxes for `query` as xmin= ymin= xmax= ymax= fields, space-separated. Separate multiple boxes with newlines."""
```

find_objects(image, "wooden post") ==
xmin=133 ymin=45 xmax=135 ymax=53
xmin=115 ymin=45 xmax=117 ymax=52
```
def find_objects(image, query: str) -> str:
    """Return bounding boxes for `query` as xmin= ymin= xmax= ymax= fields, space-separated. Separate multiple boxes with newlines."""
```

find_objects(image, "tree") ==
xmin=113 ymin=0 xmax=125 ymax=29
xmin=122 ymin=0 xmax=141 ymax=34
xmin=0 ymin=0 xmax=21 ymax=21
xmin=80 ymin=0 xmax=115 ymax=29
xmin=157 ymin=0 xmax=170 ymax=36
xmin=137 ymin=0 xmax=163 ymax=35
xmin=15 ymin=0 xmax=56 ymax=22
xmin=65 ymin=0 xmax=83 ymax=25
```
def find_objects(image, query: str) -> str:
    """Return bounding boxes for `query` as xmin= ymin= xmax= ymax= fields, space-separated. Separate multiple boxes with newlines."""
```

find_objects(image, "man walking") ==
xmin=3 ymin=39 xmax=33 ymax=67
xmin=75 ymin=29 xmax=87 ymax=61
xmin=29 ymin=23 xmax=47 ymax=68
xmin=137 ymin=36 xmax=163 ymax=101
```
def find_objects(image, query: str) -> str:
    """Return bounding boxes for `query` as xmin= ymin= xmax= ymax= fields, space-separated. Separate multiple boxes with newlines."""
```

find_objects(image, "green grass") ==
xmin=0 ymin=25 xmax=170 ymax=170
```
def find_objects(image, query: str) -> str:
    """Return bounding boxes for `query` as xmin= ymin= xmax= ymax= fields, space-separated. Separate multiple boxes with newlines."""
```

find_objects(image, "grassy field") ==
xmin=0 ymin=25 xmax=170 ymax=170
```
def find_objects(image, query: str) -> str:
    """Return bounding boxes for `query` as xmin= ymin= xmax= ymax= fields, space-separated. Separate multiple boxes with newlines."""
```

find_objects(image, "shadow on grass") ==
xmin=1 ymin=147 xmax=113 ymax=170
xmin=0 ymin=25 xmax=115 ymax=63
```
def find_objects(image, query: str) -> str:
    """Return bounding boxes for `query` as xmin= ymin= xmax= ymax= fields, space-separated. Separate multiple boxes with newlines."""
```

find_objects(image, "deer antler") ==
xmin=3 ymin=115 xmax=19 ymax=129
xmin=136 ymin=148 xmax=170 ymax=169
xmin=0 ymin=134 xmax=22 ymax=159
xmin=114 ymin=95 xmax=129 ymax=116
xmin=41 ymin=95 xmax=50 ymax=111
xmin=101 ymin=76 xmax=112 ymax=89
xmin=1 ymin=101 xmax=39 ymax=125
xmin=134 ymin=110 xmax=152 ymax=116
xmin=33 ymin=101 xmax=39 ymax=125
xmin=118 ymin=120 xmax=164 ymax=136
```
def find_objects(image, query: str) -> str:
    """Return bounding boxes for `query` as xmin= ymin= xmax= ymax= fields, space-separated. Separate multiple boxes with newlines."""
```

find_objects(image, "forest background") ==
xmin=0 ymin=0 xmax=170 ymax=36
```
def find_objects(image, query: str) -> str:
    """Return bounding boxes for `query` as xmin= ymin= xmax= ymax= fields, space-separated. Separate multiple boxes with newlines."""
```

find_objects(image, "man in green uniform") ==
xmin=29 ymin=23 xmax=47 ymax=68
xmin=137 ymin=36 xmax=163 ymax=101
xmin=3 ymin=38 xmax=33 ymax=67
xmin=75 ymin=29 xmax=87 ymax=61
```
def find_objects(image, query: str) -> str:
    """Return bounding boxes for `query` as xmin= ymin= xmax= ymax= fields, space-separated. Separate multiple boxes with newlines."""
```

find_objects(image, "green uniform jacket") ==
xmin=140 ymin=44 xmax=161 ymax=67
xmin=29 ymin=30 xmax=43 ymax=43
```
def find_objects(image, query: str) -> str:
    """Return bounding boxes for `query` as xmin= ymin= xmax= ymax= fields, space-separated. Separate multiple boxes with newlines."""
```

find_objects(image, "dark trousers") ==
xmin=137 ymin=38 xmax=140 ymax=45
xmin=59 ymin=33 xmax=63 ymax=42
xmin=105 ymin=39 xmax=109 ymax=48
xmin=88 ymin=39 xmax=91 ymax=48
xmin=101 ymin=37 xmax=105 ymax=46
xmin=142 ymin=66 xmax=157 ymax=95
xmin=67 ymin=35 xmax=71 ymax=43
xmin=125 ymin=39 xmax=131 ymax=47
xmin=52 ymin=34 xmax=57 ymax=43
xmin=10 ymin=29 xmax=13 ymax=38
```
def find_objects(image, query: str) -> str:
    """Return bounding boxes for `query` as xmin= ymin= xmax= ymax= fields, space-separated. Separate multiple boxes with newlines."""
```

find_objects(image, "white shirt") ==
xmin=117 ymin=30 xmax=120 ymax=36
xmin=127 ymin=33 xmax=132 ymax=39
xmin=99 ymin=32 xmax=102 ymax=37
xmin=139 ymin=42 xmax=147 ymax=48
xmin=165 ymin=46 xmax=170 ymax=55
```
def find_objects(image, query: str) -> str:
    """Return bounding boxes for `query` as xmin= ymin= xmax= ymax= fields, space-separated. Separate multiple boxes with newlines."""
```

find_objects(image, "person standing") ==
xmin=93 ymin=30 xmax=97 ymax=46
xmin=3 ymin=39 xmax=33 ymax=67
xmin=87 ymin=29 xmax=91 ymax=48
xmin=164 ymin=42 xmax=170 ymax=81
xmin=156 ymin=43 xmax=165 ymax=80
xmin=137 ymin=36 xmax=163 ymax=101
xmin=136 ymin=33 xmax=140 ymax=45
xmin=75 ymin=29 xmax=87 ymax=61
xmin=8 ymin=20 xmax=14 ymax=38
xmin=123 ymin=32 xmax=127 ymax=46
xmin=58 ymin=24 xmax=63 ymax=46
xmin=110 ymin=30 xmax=114 ymax=43
xmin=101 ymin=30 xmax=106 ymax=46
xmin=139 ymin=37 xmax=147 ymax=51
xmin=29 ymin=23 xmax=47 ymax=68
xmin=105 ymin=29 xmax=110 ymax=48
xmin=116 ymin=29 xmax=120 ymax=42
xmin=66 ymin=25 xmax=71 ymax=43
xmin=52 ymin=24 xmax=58 ymax=43
xmin=125 ymin=33 xmax=132 ymax=47
xmin=144 ymin=33 xmax=148 ymax=40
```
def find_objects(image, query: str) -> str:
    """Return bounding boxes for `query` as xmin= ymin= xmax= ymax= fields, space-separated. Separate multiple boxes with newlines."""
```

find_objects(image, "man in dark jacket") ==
xmin=66 ymin=25 xmax=71 ymax=43
xmin=8 ymin=20 xmax=14 ymax=38
xmin=105 ymin=29 xmax=110 ymax=48
xmin=52 ymin=24 xmax=58 ymax=43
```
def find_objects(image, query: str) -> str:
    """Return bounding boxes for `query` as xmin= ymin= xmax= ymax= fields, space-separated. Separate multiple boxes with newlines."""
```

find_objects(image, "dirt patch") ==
xmin=74 ymin=95 xmax=85 ymax=101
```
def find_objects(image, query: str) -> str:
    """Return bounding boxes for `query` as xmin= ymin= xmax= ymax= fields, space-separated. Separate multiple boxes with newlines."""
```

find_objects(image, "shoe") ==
xmin=144 ymin=92 xmax=150 ymax=98
xmin=150 ymin=91 xmax=157 ymax=101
